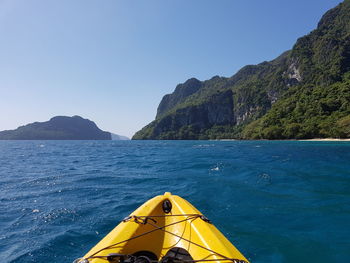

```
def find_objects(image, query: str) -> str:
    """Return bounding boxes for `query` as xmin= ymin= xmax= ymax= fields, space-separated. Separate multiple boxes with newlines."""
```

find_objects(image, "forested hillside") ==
xmin=133 ymin=0 xmax=350 ymax=140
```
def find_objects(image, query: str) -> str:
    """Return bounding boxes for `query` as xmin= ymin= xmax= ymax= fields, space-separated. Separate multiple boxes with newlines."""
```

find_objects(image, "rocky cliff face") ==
xmin=160 ymin=90 xmax=233 ymax=136
xmin=133 ymin=0 xmax=350 ymax=140
xmin=156 ymin=78 xmax=203 ymax=118
xmin=133 ymin=50 xmax=295 ymax=140
xmin=134 ymin=90 xmax=234 ymax=139
xmin=0 ymin=116 xmax=112 ymax=140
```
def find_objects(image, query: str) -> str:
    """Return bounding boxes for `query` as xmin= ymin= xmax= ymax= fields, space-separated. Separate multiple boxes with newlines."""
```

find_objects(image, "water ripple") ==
xmin=0 ymin=140 xmax=350 ymax=263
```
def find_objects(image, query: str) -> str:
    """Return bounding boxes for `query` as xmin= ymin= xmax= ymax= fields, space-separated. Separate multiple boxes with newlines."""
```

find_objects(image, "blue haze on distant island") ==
xmin=111 ymin=133 xmax=130 ymax=140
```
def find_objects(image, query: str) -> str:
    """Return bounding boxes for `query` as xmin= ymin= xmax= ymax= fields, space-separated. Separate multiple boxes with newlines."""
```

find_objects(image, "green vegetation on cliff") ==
xmin=133 ymin=0 xmax=350 ymax=140
xmin=243 ymin=73 xmax=350 ymax=139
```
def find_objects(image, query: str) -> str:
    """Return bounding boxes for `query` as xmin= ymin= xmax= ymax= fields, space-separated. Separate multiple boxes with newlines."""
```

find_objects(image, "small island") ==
xmin=0 ymin=116 xmax=112 ymax=140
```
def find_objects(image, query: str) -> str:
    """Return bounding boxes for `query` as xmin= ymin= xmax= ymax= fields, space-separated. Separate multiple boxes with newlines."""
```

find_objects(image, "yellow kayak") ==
xmin=75 ymin=192 xmax=249 ymax=263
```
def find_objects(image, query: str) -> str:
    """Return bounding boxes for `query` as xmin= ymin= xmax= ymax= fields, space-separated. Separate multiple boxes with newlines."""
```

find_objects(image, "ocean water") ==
xmin=0 ymin=140 xmax=349 ymax=263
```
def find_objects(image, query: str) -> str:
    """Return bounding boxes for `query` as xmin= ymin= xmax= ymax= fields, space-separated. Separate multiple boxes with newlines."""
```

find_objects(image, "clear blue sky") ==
xmin=0 ymin=0 xmax=343 ymax=137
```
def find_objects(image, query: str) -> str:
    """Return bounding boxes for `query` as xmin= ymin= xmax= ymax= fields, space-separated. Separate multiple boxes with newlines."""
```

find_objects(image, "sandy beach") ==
xmin=300 ymin=138 xmax=350 ymax=141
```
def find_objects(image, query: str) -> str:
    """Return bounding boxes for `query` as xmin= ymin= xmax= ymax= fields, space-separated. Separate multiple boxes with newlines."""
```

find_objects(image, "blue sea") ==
xmin=1 ymin=140 xmax=350 ymax=263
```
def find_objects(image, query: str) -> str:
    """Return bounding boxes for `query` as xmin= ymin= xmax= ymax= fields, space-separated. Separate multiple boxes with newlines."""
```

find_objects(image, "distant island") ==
xmin=133 ymin=1 xmax=350 ymax=140
xmin=111 ymin=133 xmax=130 ymax=140
xmin=0 ymin=116 xmax=127 ymax=140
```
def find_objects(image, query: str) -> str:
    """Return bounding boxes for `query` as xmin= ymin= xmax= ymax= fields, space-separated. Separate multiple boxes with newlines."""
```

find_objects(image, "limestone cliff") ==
xmin=133 ymin=1 xmax=350 ymax=140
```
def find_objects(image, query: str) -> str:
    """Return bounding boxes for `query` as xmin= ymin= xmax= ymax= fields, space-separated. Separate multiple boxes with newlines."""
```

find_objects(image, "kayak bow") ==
xmin=76 ymin=192 xmax=249 ymax=263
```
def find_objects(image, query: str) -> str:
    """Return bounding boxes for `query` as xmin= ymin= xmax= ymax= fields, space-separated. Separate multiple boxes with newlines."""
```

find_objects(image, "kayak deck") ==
xmin=79 ymin=192 xmax=249 ymax=263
